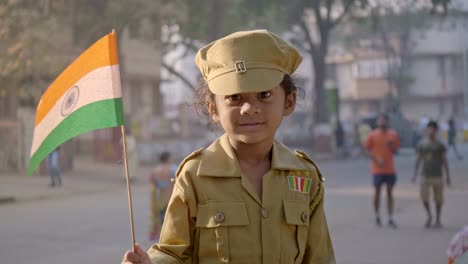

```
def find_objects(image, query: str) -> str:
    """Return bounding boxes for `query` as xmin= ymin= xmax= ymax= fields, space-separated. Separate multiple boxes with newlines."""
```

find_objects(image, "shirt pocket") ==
xmin=282 ymin=200 xmax=310 ymax=264
xmin=196 ymin=201 xmax=250 ymax=263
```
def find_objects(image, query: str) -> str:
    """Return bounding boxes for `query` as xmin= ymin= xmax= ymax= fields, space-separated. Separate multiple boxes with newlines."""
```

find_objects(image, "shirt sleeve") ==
xmin=302 ymin=182 xmax=336 ymax=264
xmin=147 ymin=169 xmax=198 ymax=264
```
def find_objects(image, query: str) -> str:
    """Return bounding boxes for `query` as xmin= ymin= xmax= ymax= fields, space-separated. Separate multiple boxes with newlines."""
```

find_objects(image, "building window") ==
xmin=352 ymin=58 xmax=400 ymax=79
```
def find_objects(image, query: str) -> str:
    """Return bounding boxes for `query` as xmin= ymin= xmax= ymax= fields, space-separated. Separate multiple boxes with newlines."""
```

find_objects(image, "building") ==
xmin=329 ymin=14 xmax=468 ymax=125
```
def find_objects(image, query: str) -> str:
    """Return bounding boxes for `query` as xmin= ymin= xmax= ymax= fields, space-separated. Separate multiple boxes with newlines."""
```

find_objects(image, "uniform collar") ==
xmin=198 ymin=134 xmax=308 ymax=177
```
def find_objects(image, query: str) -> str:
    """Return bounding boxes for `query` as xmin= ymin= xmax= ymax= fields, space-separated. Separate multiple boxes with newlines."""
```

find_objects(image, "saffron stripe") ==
xmin=35 ymin=32 xmax=119 ymax=126
xmin=30 ymin=65 xmax=121 ymax=155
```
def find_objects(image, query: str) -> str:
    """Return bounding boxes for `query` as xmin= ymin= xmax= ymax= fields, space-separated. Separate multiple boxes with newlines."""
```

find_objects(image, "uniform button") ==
xmin=214 ymin=212 xmax=225 ymax=223
xmin=301 ymin=211 xmax=308 ymax=222
xmin=262 ymin=208 xmax=269 ymax=218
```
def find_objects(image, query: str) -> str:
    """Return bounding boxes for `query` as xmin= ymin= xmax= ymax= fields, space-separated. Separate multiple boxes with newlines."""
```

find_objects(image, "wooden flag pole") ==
xmin=121 ymin=125 xmax=136 ymax=251
xmin=112 ymin=29 xmax=136 ymax=251
xmin=111 ymin=29 xmax=136 ymax=252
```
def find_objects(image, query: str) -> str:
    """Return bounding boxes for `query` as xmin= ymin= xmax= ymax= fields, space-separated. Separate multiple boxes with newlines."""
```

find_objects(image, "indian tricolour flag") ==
xmin=27 ymin=32 xmax=124 ymax=176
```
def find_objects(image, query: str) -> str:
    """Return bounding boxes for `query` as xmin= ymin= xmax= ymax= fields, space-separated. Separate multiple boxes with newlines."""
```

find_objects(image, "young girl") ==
xmin=123 ymin=29 xmax=335 ymax=264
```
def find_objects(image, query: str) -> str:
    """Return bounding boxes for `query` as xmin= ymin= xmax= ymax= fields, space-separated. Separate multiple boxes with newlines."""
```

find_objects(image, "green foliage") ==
xmin=177 ymin=0 xmax=287 ymax=43
xmin=69 ymin=0 xmax=165 ymax=46
xmin=0 ymin=0 xmax=69 ymax=107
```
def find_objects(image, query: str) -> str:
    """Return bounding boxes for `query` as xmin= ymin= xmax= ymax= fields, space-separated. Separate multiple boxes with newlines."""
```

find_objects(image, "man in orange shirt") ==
xmin=364 ymin=113 xmax=400 ymax=228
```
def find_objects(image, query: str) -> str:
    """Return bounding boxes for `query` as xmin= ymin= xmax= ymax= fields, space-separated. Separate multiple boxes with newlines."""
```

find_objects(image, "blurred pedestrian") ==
xmin=148 ymin=151 xmax=176 ymax=241
xmin=47 ymin=146 xmax=62 ymax=187
xmin=412 ymin=121 xmax=450 ymax=228
xmin=448 ymin=118 xmax=463 ymax=160
xmin=335 ymin=120 xmax=345 ymax=156
xmin=123 ymin=29 xmax=335 ymax=264
xmin=363 ymin=113 xmax=400 ymax=228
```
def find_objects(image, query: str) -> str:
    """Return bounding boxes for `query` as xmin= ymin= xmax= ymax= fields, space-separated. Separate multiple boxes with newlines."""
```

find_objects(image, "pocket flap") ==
xmin=196 ymin=201 xmax=249 ymax=228
xmin=283 ymin=200 xmax=309 ymax=227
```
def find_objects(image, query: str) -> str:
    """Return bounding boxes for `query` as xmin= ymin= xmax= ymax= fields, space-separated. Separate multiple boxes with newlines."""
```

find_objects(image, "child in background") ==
xmin=412 ymin=120 xmax=451 ymax=228
xmin=123 ymin=29 xmax=335 ymax=264
xmin=47 ymin=146 xmax=62 ymax=187
xmin=149 ymin=152 xmax=176 ymax=241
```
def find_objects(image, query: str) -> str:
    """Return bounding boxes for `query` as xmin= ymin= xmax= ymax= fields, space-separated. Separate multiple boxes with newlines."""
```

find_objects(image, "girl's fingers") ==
xmin=123 ymin=244 xmax=150 ymax=264
xmin=123 ymin=251 xmax=141 ymax=263
xmin=134 ymin=244 xmax=147 ymax=256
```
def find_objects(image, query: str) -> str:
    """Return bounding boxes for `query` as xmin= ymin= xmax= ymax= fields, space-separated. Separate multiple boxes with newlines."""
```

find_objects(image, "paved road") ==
xmin=321 ymin=148 xmax=468 ymax=264
xmin=1 ymin=146 xmax=467 ymax=263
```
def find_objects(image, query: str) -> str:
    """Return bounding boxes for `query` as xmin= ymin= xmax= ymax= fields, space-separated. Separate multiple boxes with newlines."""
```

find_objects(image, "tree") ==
xmin=0 ymin=0 xmax=69 ymax=115
xmin=284 ymin=0 xmax=368 ymax=123
xmin=159 ymin=0 xmax=286 ymax=92
xmin=379 ymin=5 xmax=431 ymax=107
xmin=347 ymin=1 xmax=433 ymax=110
xmin=65 ymin=0 xmax=186 ymax=115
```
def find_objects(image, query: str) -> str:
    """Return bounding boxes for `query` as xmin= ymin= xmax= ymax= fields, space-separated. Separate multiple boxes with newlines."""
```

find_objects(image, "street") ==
xmin=1 ymin=1 xmax=467 ymax=263
xmin=1 ymin=147 xmax=467 ymax=264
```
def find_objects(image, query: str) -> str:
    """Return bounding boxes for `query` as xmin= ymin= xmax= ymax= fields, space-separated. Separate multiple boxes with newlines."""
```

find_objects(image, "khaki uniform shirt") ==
xmin=148 ymin=134 xmax=335 ymax=264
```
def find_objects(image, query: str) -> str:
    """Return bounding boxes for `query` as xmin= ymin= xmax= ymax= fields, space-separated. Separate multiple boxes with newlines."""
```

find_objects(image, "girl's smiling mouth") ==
xmin=238 ymin=122 xmax=266 ymax=129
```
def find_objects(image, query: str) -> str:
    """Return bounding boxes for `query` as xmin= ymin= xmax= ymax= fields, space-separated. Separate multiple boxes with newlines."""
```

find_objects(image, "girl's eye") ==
xmin=259 ymin=91 xmax=272 ymax=99
xmin=226 ymin=94 xmax=241 ymax=102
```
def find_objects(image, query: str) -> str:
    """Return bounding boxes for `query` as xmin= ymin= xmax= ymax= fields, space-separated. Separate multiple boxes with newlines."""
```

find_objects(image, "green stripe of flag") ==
xmin=27 ymin=98 xmax=124 ymax=176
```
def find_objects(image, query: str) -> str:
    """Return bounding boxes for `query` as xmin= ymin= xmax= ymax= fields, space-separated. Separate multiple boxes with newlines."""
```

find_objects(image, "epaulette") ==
xmin=175 ymin=148 xmax=204 ymax=178
xmin=295 ymin=150 xmax=325 ymax=182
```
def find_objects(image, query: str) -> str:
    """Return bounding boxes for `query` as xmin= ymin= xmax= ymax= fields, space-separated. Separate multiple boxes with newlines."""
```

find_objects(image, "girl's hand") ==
xmin=122 ymin=244 xmax=152 ymax=264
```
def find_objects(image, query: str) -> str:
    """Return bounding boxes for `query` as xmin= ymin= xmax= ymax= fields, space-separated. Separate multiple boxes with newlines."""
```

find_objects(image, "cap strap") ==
xmin=206 ymin=62 xmax=285 ymax=82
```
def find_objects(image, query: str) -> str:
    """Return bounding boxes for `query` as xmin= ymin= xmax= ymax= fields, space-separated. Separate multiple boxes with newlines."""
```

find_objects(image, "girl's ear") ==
xmin=283 ymin=91 xmax=296 ymax=116
xmin=207 ymin=102 xmax=219 ymax=122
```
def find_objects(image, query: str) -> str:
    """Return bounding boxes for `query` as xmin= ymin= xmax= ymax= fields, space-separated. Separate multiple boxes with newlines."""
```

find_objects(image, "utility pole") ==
xmin=461 ymin=22 xmax=468 ymax=117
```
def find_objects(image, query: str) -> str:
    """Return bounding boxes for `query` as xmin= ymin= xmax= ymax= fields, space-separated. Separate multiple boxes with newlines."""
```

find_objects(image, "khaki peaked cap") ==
xmin=195 ymin=29 xmax=302 ymax=95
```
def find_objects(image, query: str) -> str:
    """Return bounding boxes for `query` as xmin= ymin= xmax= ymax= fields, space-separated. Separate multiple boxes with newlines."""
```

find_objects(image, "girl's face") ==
xmin=209 ymin=85 xmax=296 ymax=145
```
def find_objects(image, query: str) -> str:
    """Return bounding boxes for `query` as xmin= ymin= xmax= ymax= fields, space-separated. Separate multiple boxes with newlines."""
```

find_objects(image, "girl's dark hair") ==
xmin=194 ymin=74 xmax=300 ymax=124
xmin=160 ymin=151 xmax=171 ymax=163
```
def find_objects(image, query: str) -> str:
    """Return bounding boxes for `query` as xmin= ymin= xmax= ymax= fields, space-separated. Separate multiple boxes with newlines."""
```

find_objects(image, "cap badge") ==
xmin=234 ymin=61 xmax=247 ymax=73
